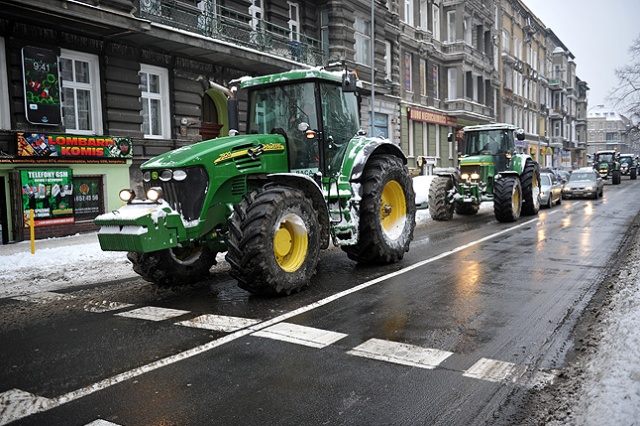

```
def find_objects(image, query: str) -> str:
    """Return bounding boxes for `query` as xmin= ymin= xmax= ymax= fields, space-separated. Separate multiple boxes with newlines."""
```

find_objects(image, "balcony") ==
xmin=139 ymin=1 xmax=324 ymax=67
xmin=444 ymin=99 xmax=494 ymax=121
xmin=549 ymin=136 xmax=564 ymax=148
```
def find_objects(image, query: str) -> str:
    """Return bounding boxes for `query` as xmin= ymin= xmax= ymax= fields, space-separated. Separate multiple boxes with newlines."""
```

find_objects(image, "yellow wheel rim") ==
xmin=380 ymin=180 xmax=407 ymax=240
xmin=513 ymin=183 xmax=521 ymax=212
xmin=273 ymin=213 xmax=308 ymax=272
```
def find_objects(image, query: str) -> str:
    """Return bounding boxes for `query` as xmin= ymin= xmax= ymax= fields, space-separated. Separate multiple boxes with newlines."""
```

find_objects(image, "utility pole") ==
xmin=370 ymin=0 xmax=375 ymax=136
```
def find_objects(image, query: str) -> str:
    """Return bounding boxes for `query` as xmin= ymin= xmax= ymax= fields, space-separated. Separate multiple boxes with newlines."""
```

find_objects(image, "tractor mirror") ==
xmin=516 ymin=129 xmax=525 ymax=140
xmin=447 ymin=132 xmax=454 ymax=142
xmin=342 ymin=72 xmax=358 ymax=93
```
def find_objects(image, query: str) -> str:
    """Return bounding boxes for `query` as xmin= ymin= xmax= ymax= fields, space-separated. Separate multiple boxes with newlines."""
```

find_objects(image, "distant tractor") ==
xmin=94 ymin=66 xmax=416 ymax=295
xmin=593 ymin=150 xmax=622 ymax=184
xmin=618 ymin=153 xmax=637 ymax=180
xmin=428 ymin=123 xmax=540 ymax=223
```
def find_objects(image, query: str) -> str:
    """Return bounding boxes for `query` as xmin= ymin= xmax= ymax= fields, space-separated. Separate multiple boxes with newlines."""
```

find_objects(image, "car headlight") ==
xmin=146 ymin=187 xmax=164 ymax=202
xmin=584 ymin=186 xmax=593 ymax=191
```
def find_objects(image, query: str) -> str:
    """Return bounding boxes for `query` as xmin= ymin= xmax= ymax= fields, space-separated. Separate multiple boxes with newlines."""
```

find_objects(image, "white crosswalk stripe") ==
xmin=177 ymin=314 xmax=260 ymax=332
xmin=115 ymin=306 xmax=190 ymax=322
xmin=347 ymin=338 xmax=453 ymax=369
xmin=252 ymin=322 xmax=348 ymax=348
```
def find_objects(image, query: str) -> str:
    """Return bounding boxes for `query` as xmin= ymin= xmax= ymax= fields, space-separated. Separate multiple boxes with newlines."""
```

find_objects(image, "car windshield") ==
xmin=569 ymin=173 xmax=594 ymax=182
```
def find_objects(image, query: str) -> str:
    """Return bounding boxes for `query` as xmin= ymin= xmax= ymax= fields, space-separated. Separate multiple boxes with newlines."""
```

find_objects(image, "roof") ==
xmin=462 ymin=123 xmax=519 ymax=132
xmin=236 ymin=68 xmax=346 ymax=89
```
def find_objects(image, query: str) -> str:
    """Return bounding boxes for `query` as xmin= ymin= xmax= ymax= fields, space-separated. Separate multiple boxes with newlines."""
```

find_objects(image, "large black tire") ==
xmin=455 ymin=202 xmax=480 ymax=215
xmin=127 ymin=245 xmax=217 ymax=286
xmin=631 ymin=168 xmax=637 ymax=180
xmin=342 ymin=156 xmax=415 ymax=264
xmin=520 ymin=160 xmax=541 ymax=216
xmin=428 ymin=176 xmax=455 ymax=221
xmin=226 ymin=185 xmax=320 ymax=296
xmin=493 ymin=176 xmax=522 ymax=223
xmin=612 ymin=170 xmax=621 ymax=185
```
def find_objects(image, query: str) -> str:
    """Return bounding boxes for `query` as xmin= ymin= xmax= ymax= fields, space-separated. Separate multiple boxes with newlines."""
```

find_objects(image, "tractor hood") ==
xmin=459 ymin=154 xmax=493 ymax=167
xmin=142 ymin=134 xmax=287 ymax=169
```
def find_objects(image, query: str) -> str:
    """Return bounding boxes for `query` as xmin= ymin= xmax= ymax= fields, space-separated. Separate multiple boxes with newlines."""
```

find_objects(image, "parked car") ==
xmin=540 ymin=172 xmax=563 ymax=207
xmin=562 ymin=167 xmax=604 ymax=199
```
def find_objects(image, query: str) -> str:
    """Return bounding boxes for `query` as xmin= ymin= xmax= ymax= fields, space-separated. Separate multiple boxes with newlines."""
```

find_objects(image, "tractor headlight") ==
xmin=142 ymin=171 xmax=151 ymax=182
xmin=173 ymin=169 xmax=188 ymax=181
xmin=146 ymin=187 xmax=164 ymax=202
xmin=119 ymin=189 xmax=136 ymax=203
xmin=461 ymin=173 xmax=469 ymax=180
xmin=159 ymin=170 xmax=173 ymax=182
xmin=470 ymin=173 xmax=480 ymax=180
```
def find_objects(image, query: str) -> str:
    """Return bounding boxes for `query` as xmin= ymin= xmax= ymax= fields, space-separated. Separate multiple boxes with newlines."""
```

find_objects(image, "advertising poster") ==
xmin=73 ymin=177 xmax=102 ymax=218
xmin=17 ymin=132 xmax=133 ymax=159
xmin=22 ymin=46 xmax=62 ymax=125
xmin=21 ymin=169 xmax=75 ymax=227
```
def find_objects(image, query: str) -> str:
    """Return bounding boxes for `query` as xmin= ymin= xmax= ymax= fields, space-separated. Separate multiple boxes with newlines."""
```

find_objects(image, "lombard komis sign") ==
xmin=17 ymin=132 xmax=132 ymax=159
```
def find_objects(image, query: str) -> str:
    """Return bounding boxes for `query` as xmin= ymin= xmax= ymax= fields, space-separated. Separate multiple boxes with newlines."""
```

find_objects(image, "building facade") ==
xmin=0 ymin=0 xmax=587 ymax=243
xmin=586 ymin=105 xmax=637 ymax=156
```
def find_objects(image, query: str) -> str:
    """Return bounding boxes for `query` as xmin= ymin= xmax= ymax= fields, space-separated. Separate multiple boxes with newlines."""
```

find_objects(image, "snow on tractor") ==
xmin=428 ymin=123 xmax=541 ymax=223
xmin=94 ymin=66 xmax=416 ymax=295
xmin=593 ymin=150 xmax=622 ymax=184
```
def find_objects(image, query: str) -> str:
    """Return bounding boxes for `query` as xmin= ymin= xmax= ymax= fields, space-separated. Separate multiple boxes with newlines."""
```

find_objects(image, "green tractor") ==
xmin=94 ymin=66 xmax=416 ymax=295
xmin=428 ymin=123 xmax=540 ymax=223
xmin=593 ymin=150 xmax=622 ymax=184
xmin=619 ymin=153 xmax=638 ymax=180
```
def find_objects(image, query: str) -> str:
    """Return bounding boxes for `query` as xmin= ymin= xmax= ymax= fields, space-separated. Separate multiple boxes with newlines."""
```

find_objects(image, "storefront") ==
xmin=405 ymin=106 xmax=458 ymax=171
xmin=0 ymin=132 xmax=131 ymax=243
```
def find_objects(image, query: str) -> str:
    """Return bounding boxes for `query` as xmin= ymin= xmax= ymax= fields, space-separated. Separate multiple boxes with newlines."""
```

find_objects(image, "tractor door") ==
xmin=318 ymin=81 xmax=360 ymax=177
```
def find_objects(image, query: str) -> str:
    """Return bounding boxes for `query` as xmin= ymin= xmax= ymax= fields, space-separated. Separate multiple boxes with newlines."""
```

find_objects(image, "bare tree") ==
xmin=610 ymin=35 xmax=640 ymax=138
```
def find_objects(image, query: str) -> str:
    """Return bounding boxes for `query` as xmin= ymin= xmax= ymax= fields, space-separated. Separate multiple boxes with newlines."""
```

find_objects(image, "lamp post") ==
xmin=370 ymin=0 xmax=375 ymax=136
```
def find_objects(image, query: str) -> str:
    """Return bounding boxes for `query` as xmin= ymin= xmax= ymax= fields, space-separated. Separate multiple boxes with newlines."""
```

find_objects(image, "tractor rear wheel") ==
xmin=127 ymin=245 xmax=217 ymax=286
xmin=493 ymin=176 xmax=522 ymax=223
xmin=428 ymin=176 xmax=455 ymax=221
xmin=226 ymin=184 xmax=320 ymax=295
xmin=520 ymin=159 xmax=541 ymax=216
xmin=342 ymin=156 xmax=415 ymax=264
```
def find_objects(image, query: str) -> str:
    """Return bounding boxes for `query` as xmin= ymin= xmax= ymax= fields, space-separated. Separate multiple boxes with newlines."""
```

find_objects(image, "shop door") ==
xmin=0 ymin=176 xmax=8 ymax=244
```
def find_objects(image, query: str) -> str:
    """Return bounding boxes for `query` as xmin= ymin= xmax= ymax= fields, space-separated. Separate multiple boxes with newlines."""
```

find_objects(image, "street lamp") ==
xmin=370 ymin=0 xmax=375 ymax=136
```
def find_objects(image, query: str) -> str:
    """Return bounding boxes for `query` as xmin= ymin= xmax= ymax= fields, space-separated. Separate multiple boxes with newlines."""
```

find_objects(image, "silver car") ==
xmin=562 ymin=168 xmax=604 ymax=199
xmin=540 ymin=172 xmax=562 ymax=207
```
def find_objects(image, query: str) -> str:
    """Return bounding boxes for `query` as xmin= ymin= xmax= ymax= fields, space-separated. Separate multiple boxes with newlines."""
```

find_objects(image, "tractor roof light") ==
xmin=119 ymin=189 xmax=136 ymax=203
xmin=146 ymin=187 xmax=164 ymax=202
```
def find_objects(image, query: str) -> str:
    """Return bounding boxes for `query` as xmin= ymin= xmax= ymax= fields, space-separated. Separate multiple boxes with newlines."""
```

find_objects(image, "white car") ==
xmin=540 ymin=172 xmax=562 ymax=207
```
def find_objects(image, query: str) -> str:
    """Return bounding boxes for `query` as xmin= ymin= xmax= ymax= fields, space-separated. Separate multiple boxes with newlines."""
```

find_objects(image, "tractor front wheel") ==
xmin=226 ymin=185 xmax=321 ymax=296
xmin=612 ymin=170 xmax=621 ymax=185
xmin=493 ymin=176 xmax=522 ymax=223
xmin=127 ymin=245 xmax=217 ymax=286
xmin=520 ymin=160 xmax=541 ymax=216
xmin=428 ymin=176 xmax=455 ymax=221
xmin=342 ymin=156 xmax=415 ymax=264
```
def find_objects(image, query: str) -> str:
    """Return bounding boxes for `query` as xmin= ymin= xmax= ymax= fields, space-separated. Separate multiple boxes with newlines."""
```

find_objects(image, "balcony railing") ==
xmin=139 ymin=1 xmax=324 ymax=67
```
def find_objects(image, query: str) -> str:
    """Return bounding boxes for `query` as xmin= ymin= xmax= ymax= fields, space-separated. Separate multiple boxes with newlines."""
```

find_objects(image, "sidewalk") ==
xmin=0 ymin=232 xmax=100 ymax=256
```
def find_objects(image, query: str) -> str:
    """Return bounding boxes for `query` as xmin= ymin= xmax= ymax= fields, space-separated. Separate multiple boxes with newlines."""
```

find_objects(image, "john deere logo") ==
xmin=152 ymin=171 xmax=158 ymax=180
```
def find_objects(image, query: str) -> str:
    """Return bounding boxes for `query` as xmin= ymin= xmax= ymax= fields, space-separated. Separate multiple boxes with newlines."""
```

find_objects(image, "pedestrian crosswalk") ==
xmin=2 ymin=291 xmax=559 ymax=426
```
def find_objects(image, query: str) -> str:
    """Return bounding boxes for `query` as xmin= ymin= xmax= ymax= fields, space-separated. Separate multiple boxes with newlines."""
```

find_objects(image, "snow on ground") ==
xmin=0 ymin=176 xmax=639 ymax=423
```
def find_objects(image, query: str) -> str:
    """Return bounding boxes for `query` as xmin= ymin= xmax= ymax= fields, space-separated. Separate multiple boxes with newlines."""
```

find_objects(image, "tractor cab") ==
xmin=459 ymin=125 xmax=520 ymax=173
xmin=242 ymin=69 xmax=360 ymax=179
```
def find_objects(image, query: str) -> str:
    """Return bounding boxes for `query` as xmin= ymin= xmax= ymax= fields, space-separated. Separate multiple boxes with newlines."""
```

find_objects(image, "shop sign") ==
xmin=408 ymin=108 xmax=457 ymax=127
xmin=21 ymin=169 xmax=74 ymax=227
xmin=17 ymin=132 xmax=133 ymax=159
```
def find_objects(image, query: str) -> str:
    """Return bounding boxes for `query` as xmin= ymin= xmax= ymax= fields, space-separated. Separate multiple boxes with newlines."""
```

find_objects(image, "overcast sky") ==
xmin=522 ymin=0 xmax=639 ymax=111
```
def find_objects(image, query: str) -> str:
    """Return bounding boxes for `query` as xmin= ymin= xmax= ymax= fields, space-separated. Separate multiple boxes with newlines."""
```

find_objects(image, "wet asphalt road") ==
xmin=2 ymin=177 xmax=639 ymax=426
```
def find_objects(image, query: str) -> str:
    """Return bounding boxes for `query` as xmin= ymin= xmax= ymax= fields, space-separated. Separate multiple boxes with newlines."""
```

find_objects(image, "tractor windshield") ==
xmin=620 ymin=156 xmax=633 ymax=165
xmin=595 ymin=153 xmax=615 ymax=163
xmin=462 ymin=130 xmax=513 ymax=156
xmin=247 ymin=82 xmax=320 ymax=171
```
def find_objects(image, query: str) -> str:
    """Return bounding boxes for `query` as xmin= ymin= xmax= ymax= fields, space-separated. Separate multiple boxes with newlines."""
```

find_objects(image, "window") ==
xmin=140 ymin=64 xmax=171 ymax=139
xmin=502 ymin=30 xmax=510 ymax=52
xmin=420 ymin=0 xmax=429 ymax=30
xmin=370 ymin=112 xmax=389 ymax=138
xmin=288 ymin=2 xmax=300 ymax=42
xmin=446 ymin=11 xmax=456 ymax=42
xmin=432 ymin=65 xmax=439 ymax=99
xmin=404 ymin=0 xmax=413 ymax=26
xmin=420 ymin=59 xmax=427 ymax=96
xmin=447 ymin=67 xmax=457 ymax=99
xmin=464 ymin=17 xmax=472 ymax=45
xmin=249 ymin=0 xmax=263 ymax=31
xmin=60 ymin=50 xmax=103 ymax=135
xmin=553 ymin=121 xmax=561 ymax=137
xmin=432 ymin=5 xmax=440 ymax=41
xmin=0 ymin=37 xmax=9 ymax=129
xmin=405 ymin=53 xmax=413 ymax=92
xmin=354 ymin=16 xmax=371 ymax=65
xmin=321 ymin=9 xmax=330 ymax=57
xmin=384 ymin=41 xmax=392 ymax=80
